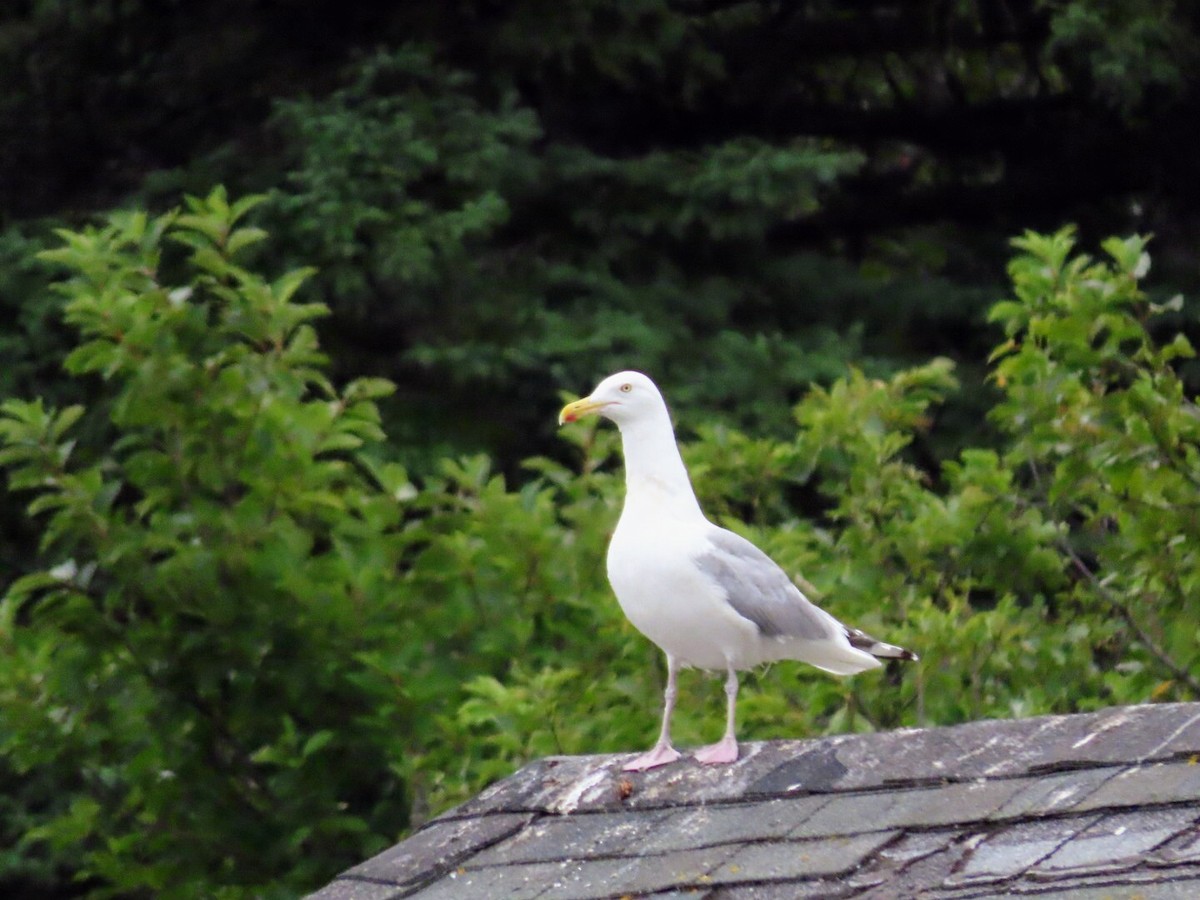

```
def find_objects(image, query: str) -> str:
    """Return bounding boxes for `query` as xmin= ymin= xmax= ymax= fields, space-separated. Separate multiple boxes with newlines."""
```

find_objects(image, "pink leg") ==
xmin=624 ymin=655 xmax=683 ymax=771
xmin=693 ymin=664 xmax=740 ymax=765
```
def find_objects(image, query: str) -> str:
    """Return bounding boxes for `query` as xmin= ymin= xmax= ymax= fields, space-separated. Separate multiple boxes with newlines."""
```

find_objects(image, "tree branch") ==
xmin=1026 ymin=459 xmax=1200 ymax=699
xmin=1060 ymin=538 xmax=1200 ymax=699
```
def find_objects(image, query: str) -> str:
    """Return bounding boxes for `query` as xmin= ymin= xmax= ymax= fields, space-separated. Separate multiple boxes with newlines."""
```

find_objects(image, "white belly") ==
xmin=607 ymin=514 xmax=759 ymax=670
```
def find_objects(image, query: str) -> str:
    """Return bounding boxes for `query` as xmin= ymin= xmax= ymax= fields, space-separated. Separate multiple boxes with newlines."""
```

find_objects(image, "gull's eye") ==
xmin=620 ymin=383 xmax=633 ymax=393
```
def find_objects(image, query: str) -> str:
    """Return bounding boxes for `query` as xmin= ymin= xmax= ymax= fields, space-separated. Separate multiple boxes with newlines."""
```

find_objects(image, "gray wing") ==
xmin=693 ymin=529 xmax=840 ymax=641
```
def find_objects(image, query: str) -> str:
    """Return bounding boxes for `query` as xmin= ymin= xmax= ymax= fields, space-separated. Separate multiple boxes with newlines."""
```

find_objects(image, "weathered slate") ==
xmin=307 ymin=702 xmax=1200 ymax=899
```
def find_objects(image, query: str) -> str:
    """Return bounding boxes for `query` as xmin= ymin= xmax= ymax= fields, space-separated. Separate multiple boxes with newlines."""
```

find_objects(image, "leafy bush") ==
xmin=990 ymin=229 xmax=1200 ymax=700
xmin=0 ymin=191 xmax=415 ymax=896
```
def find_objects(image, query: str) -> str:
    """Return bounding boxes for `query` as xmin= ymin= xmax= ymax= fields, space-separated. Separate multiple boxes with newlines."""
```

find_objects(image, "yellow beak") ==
xmin=558 ymin=397 xmax=610 ymax=425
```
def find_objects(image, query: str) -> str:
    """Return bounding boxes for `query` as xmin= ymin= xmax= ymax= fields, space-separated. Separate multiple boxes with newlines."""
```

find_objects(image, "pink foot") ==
xmin=693 ymin=735 xmax=739 ymax=765
xmin=623 ymin=743 xmax=683 ymax=771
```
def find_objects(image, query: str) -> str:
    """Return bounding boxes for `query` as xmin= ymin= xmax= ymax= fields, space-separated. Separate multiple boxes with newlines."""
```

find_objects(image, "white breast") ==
xmin=607 ymin=504 xmax=760 ymax=671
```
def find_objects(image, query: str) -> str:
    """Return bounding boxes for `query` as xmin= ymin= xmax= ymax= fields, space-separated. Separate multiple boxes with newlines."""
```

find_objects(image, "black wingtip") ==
xmin=845 ymin=626 xmax=918 ymax=662
xmin=872 ymin=644 xmax=919 ymax=662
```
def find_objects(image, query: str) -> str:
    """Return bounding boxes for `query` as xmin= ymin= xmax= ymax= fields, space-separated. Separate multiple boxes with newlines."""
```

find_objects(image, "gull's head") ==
xmin=558 ymin=370 xmax=665 ymax=428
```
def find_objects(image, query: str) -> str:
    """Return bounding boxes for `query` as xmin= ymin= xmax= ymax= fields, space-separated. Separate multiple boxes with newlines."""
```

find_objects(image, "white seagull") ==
xmin=559 ymin=370 xmax=916 ymax=771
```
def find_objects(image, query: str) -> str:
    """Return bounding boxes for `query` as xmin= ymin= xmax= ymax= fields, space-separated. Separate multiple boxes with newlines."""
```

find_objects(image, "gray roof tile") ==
xmin=790 ymin=778 xmax=1026 ymax=838
xmin=1028 ymin=807 xmax=1198 ymax=879
xmin=404 ymin=859 xmax=567 ymax=900
xmin=466 ymin=809 xmax=673 ymax=866
xmin=988 ymin=766 xmax=1124 ymax=819
xmin=639 ymin=795 xmax=832 ymax=853
xmin=532 ymin=857 xmax=669 ymax=900
xmin=708 ymin=879 xmax=859 ymax=899
xmin=545 ymin=844 xmax=740 ymax=898
xmin=344 ymin=811 xmax=534 ymax=886
xmin=1150 ymin=825 xmax=1200 ymax=866
xmin=1072 ymin=760 xmax=1200 ymax=812
xmin=846 ymin=833 xmax=958 ymax=898
xmin=975 ymin=873 xmax=1200 ymax=899
xmin=305 ymin=879 xmax=410 ymax=900
xmin=942 ymin=815 xmax=1104 ymax=887
xmin=854 ymin=832 xmax=975 ymax=900
xmin=713 ymin=830 xmax=900 ymax=883
xmin=307 ymin=703 xmax=1200 ymax=899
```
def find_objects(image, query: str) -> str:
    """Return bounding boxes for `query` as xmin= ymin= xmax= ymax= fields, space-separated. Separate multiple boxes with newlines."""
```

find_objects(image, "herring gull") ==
xmin=559 ymin=370 xmax=916 ymax=771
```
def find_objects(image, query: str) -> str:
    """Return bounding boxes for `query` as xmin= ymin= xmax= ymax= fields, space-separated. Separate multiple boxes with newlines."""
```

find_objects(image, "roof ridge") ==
xmin=309 ymin=702 xmax=1200 ymax=900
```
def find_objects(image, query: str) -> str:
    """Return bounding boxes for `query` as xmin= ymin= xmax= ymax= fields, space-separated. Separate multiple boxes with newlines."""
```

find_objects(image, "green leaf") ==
xmin=49 ymin=405 xmax=85 ymax=441
xmin=229 ymin=193 xmax=269 ymax=225
xmin=226 ymin=226 xmax=269 ymax=257
xmin=273 ymin=267 xmax=317 ymax=305
xmin=301 ymin=730 xmax=335 ymax=758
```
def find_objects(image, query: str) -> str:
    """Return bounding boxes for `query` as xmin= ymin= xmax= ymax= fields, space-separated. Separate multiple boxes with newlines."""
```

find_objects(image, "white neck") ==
xmin=615 ymin=407 xmax=704 ymax=520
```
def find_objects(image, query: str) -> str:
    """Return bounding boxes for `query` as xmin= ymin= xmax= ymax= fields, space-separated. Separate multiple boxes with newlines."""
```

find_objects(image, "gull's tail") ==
xmin=845 ymin=626 xmax=919 ymax=662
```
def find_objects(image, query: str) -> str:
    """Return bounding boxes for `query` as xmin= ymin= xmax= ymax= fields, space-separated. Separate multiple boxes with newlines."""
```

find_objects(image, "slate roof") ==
xmin=309 ymin=702 xmax=1200 ymax=899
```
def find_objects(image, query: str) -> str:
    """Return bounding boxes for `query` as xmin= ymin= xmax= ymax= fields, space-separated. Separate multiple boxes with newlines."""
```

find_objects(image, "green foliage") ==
xmin=0 ymin=191 xmax=415 ymax=896
xmin=5 ymin=0 xmax=1200 ymax=472
xmin=990 ymin=227 xmax=1200 ymax=701
xmin=272 ymin=47 xmax=541 ymax=316
xmin=0 ymin=225 xmax=64 ymax=405
xmin=3 ymin=203 xmax=1199 ymax=896
xmin=266 ymin=45 xmax=877 ymax=463
xmin=1043 ymin=0 xmax=1197 ymax=111
xmin=0 ymin=223 xmax=77 ymax=596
